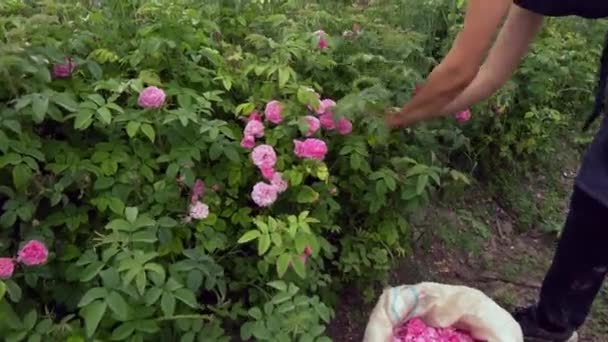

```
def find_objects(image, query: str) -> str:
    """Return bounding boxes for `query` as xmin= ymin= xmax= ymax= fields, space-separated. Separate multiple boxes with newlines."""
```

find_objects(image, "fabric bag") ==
xmin=363 ymin=282 xmax=523 ymax=342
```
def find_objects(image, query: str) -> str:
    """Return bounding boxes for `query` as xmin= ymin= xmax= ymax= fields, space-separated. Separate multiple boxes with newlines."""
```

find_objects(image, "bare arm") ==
xmin=388 ymin=0 xmax=511 ymax=129
xmin=440 ymin=5 xmax=544 ymax=115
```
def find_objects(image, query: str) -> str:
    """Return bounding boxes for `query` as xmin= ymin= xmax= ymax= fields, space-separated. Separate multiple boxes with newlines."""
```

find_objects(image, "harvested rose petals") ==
xmin=393 ymin=318 xmax=476 ymax=342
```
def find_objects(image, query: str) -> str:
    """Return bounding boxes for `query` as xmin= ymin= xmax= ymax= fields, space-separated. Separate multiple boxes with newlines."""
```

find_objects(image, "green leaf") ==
xmin=106 ymin=219 xmax=133 ymax=232
xmin=224 ymin=146 xmax=240 ymax=163
xmin=296 ymin=186 xmax=319 ymax=203
xmin=173 ymin=288 xmax=198 ymax=309
xmin=6 ymin=332 xmax=27 ymax=342
xmin=78 ymin=287 xmax=108 ymax=307
xmin=74 ymin=110 xmax=94 ymax=130
xmin=31 ymin=93 xmax=49 ymax=123
xmin=158 ymin=217 xmax=178 ymax=227
xmin=0 ymin=281 xmax=5 ymax=301
xmin=12 ymin=164 xmax=33 ymax=191
xmin=257 ymin=233 xmax=271 ymax=256
xmin=0 ymin=153 xmax=22 ymax=167
xmin=180 ymin=332 xmax=195 ymax=342
xmin=125 ymin=207 xmax=138 ymax=223
xmin=276 ymin=253 xmax=291 ymax=278
xmin=139 ymin=70 xmax=162 ymax=86
xmin=87 ymin=61 xmax=103 ymax=80
xmin=126 ymin=121 xmax=140 ymax=138
xmin=111 ymin=322 xmax=135 ymax=341
xmin=80 ymin=261 xmax=105 ymax=282
xmin=186 ymin=270 xmax=203 ymax=291
xmin=406 ymin=164 xmax=427 ymax=177
xmin=107 ymin=291 xmax=129 ymax=320
xmin=80 ymin=300 xmax=107 ymax=337
xmin=5 ymin=279 xmax=22 ymax=302
xmin=140 ymin=123 xmax=156 ymax=143
xmin=267 ymin=280 xmax=287 ymax=291
xmin=248 ymin=307 xmax=262 ymax=320
xmin=160 ymin=292 xmax=176 ymax=317
xmin=292 ymin=258 xmax=306 ymax=279
xmin=278 ymin=67 xmax=290 ymax=88
xmin=237 ymin=230 xmax=260 ymax=243
xmin=94 ymin=176 xmax=115 ymax=190
xmin=416 ymin=174 xmax=429 ymax=195
xmin=97 ymin=107 xmax=112 ymax=125
xmin=53 ymin=92 xmax=78 ymax=112
xmin=23 ymin=309 xmax=37 ymax=330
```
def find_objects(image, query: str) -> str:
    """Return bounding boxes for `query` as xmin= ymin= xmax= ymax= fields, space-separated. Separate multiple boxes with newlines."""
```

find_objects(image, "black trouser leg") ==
xmin=537 ymin=186 xmax=608 ymax=332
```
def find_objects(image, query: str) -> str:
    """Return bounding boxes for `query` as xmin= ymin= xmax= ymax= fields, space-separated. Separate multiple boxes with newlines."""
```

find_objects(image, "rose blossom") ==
xmin=241 ymin=135 xmax=255 ymax=149
xmin=251 ymin=182 xmax=278 ymax=207
xmin=248 ymin=111 xmax=262 ymax=122
xmin=251 ymin=145 xmax=277 ymax=168
xmin=244 ymin=120 xmax=265 ymax=138
xmin=0 ymin=258 xmax=15 ymax=279
xmin=455 ymin=109 xmax=472 ymax=123
xmin=294 ymin=139 xmax=328 ymax=161
xmin=317 ymin=99 xmax=336 ymax=115
xmin=319 ymin=113 xmax=335 ymax=130
xmin=52 ymin=58 xmax=76 ymax=78
xmin=264 ymin=100 xmax=283 ymax=124
xmin=315 ymin=30 xmax=328 ymax=50
xmin=17 ymin=240 xmax=48 ymax=266
xmin=271 ymin=173 xmax=288 ymax=193
xmin=191 ymin=179 xmax=205 ymax=204
xmin=260 ymin=165 xmax=276 ymax=180
xmin=303 ymin=116 xmax=321 ymax=136
xmin=337 ymin=117 xmax=353 ymax=135
xmin=138 ymin=86 xmax=166 ymax=109
xmin=189 ymin=201 xmax=209 ymax=220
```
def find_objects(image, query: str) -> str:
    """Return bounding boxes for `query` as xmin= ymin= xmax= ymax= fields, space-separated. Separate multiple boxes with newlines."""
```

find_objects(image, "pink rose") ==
xmin=251 ymin=144 xmax=277 ymax=168
xmin=455 ymin=109 xmax=472 ymax=123
xmin=314 ymin=30 xmax=328 ymax=50
xmin=244 ymin=120 xmax=265 ymax=138
xmin=317 ymin=37 xmax=328 ymax=50
xmin=304 ymin=116 xmax=321 ymax=136
xmin=248 ymin=112 xmax=262 ymax=122
xmin=17 ymin=240 xmax=48 ymax=266
xmin=260 ymin=165 xmax=276 ymax=180
xmin=241 ymin=135 xmax=255 ymax=149
xmin=317 ymin=99 xmax=336 ymax=115
xmin=294 ymin=139 xmax=328 ymax=161
xmin=251 ymin=182 xmax=278 ymax=207
xmin=52 ymin=58 xmax=76 ymax=78
xmin=0 ymin=258 xmax=15 ymax=279
xmin=191 ymin=179 xmax=205 ymax=204
xmin=337 ymin=117 xmax=353 ymax=135
xmin=264 ymin=100 xmax=283 ymax=124
xmin=298 ymin=246 xmax=313 ymax=265
xmin=138 ymin=86 xmax=166 ymax=109
xmin=271 ymin=173 xmax=288 ymax=193
xmin=319 ymin=113 xmax=335 ymax=130
xmin=189 ymin=201 xmax=209 ymax=220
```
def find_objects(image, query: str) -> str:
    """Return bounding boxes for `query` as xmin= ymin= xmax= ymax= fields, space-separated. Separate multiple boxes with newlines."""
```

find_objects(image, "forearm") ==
xmin=388 ymin=0 xmax=512 ymax=129
xmin=395 ymin=61 xmax=476 ymax=127
xmin=441 ymin=5 xmax=544 ymax=115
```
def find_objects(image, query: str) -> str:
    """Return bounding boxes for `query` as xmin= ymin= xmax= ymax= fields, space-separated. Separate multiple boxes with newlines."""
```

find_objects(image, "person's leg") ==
xmin=514 ymin=186 xmax=608 ymax=341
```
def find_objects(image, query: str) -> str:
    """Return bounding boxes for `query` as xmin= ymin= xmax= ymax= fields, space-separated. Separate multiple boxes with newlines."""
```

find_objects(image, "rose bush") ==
xmin=0 ymin=0 xmax=472 ymax=341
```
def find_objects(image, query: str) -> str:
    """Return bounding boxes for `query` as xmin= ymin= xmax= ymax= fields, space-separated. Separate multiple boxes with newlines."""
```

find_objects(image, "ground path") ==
xmin=327 ymin=145 xmax=608 ymax=341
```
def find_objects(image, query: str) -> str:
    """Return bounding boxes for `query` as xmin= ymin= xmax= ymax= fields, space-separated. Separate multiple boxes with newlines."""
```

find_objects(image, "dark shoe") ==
xmin=512 ymin=306 xmax=578 ymax=342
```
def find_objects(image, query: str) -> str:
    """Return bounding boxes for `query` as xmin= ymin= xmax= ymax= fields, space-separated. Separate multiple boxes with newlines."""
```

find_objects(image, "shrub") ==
xmin=0 ymin=1 xmax=468 ymax=340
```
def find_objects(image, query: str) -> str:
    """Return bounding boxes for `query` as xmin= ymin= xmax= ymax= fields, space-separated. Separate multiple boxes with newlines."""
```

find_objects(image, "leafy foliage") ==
xmin=1 ymin=0 xmax=604 ymax=340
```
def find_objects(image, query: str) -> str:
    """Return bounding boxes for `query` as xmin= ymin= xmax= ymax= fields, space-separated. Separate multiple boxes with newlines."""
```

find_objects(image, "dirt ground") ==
xmin=327 ymin=146 xmax=608 ymax=341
